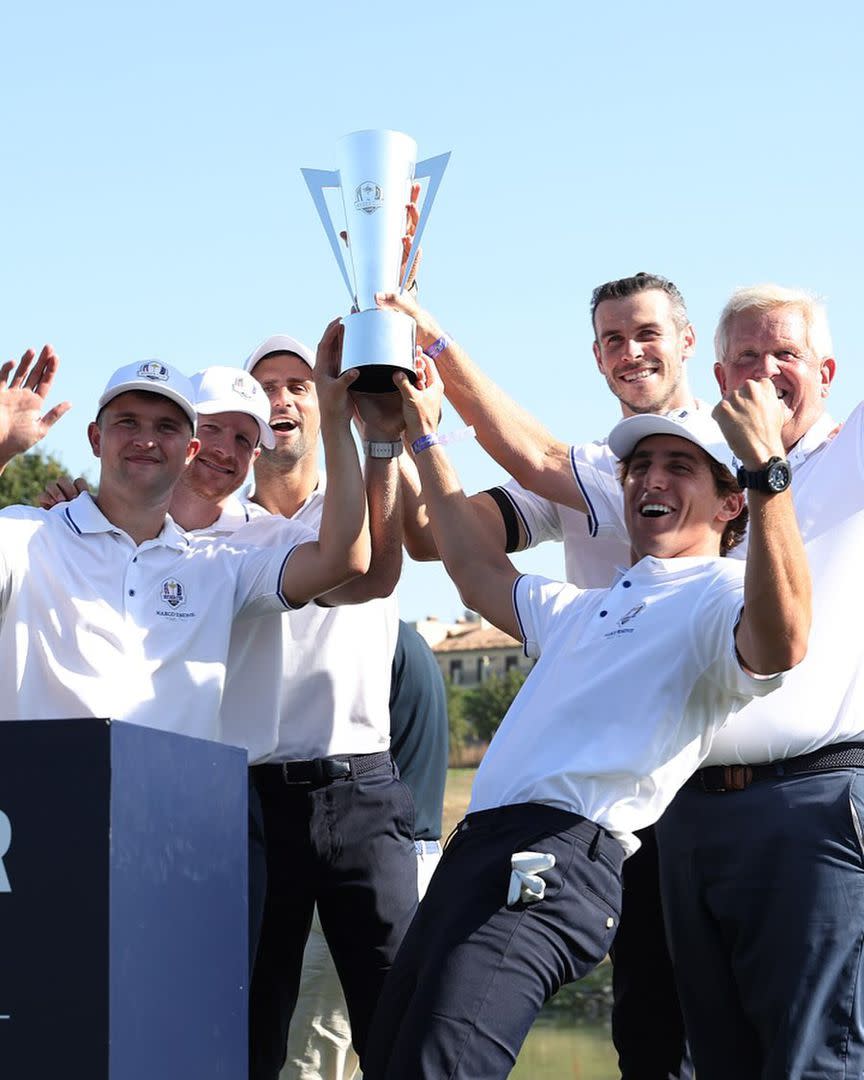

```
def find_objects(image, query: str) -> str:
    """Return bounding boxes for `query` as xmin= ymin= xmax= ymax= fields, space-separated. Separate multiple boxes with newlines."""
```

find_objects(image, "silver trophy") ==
xmin=302 ymin=129 xmax=450 ymax=392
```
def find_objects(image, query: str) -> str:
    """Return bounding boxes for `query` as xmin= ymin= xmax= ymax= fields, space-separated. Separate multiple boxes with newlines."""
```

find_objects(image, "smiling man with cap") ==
xmin=0 ymin=333 xmax=370 ymax=740
xmin=361 ymin=359 xmax=812 ymax=1080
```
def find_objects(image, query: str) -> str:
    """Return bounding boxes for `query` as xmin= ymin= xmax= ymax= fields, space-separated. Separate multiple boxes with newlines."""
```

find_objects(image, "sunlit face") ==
xmin=714 ymin=306 xmax=835 ymax=452
xmin=250 ymin=353 xmax=319 ymax=466
xmin=622 ymin=435 xmax=743 ymax=561
xmin=88 ymin=391 xmax=199 ymax=503
xmin=593 ymin=290 xmax=695 ymax=416
xmin=179 ymin=410 xmax=261 ymax=502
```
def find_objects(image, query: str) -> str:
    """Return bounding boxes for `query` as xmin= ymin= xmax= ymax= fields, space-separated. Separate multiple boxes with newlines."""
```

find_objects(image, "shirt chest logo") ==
xmin=156 ymin=578 xmax=197 ymax=619
xmin=618 ymin=603 xmax=645 ymax=626
xmin=160 ymin=578 xmax=186 ymax=608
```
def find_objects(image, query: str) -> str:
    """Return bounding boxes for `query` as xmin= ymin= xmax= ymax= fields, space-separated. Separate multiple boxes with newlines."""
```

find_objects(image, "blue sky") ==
xmin=3 ymin=1 xmax=862 ymax=620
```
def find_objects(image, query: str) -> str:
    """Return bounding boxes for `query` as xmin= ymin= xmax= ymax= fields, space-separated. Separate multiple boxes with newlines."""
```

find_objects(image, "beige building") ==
xmin=412 ymin=615 xmax=534 ymax=687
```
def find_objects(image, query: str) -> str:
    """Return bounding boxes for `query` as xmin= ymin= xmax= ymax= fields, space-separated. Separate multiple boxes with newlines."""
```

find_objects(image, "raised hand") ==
xmin=313 ymin=319 xmax=359 ymax=426
xmin=713 ymin=377 xmax=787 ymax=470
xmin=0 ymin=346 xmax=71 ymax=469
xmin=394 ymin=349 xmax=444 ymax=444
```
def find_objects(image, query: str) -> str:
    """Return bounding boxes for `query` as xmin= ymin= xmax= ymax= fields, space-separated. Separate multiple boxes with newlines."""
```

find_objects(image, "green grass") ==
xmin=442 ymin=766 xmax=477 ymax=839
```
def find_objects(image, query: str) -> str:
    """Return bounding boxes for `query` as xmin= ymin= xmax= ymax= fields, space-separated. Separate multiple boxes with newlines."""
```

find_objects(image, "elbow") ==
xmin=347 ymin=541 xmax=372 ymax=579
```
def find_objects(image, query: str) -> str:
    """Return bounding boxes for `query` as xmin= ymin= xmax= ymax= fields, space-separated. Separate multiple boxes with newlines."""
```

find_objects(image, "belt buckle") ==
xmin=721 ymin=765 xmax=753 ymax=792
xmin=320 ymin=758 xmax=351 ymax=783
xmin=281 ymin=762 xmax=312 ymax=786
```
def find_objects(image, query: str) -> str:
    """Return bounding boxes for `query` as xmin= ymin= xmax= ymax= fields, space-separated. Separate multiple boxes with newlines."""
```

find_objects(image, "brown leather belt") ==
xmin=690 ymin=741 xmax=864 ymax=793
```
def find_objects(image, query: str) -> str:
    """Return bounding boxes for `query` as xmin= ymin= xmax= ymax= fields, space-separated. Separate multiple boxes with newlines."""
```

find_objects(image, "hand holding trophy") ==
xmin=302 ymin=130 xmax=450 ymax=392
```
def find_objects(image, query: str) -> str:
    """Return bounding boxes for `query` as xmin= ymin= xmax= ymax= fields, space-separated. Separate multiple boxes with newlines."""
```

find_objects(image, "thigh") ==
xmin=366 ymin=808 xmax=622 ymax=1080
xmin=315 ymin=768 xmax=419 ymax=1062
xmin=610 ymin=824 xmax=693 ymax=1080
xmin=250 ymin=786 xmax=318 ymax=1080
xmin=660 ymin=771 xmax=864 ymax=1080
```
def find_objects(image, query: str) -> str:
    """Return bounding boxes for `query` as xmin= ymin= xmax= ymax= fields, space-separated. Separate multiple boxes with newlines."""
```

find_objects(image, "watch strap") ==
xmin=363 ymin=439 xmax=403 ymax=459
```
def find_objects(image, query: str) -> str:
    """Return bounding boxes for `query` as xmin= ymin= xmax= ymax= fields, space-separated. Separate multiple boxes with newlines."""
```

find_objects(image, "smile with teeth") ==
xmin=640 ymin=502 xmax=674 ymax=518
xmin=621 ymin=367 xmax=659 ymax=383
xmin=270 ymin=419 xmax=298 ymax=432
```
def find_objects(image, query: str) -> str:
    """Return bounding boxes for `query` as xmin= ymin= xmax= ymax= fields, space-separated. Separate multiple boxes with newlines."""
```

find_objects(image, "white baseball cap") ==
xmin=190 ymin=366 xmax=275 ymax=449
xmin=608 ymin=408 xmax=737 ymax=476
xmin=243 ymin=333 xmax=315 ymax=373
xmin=98 ymin=361 xmax=197 ymax=429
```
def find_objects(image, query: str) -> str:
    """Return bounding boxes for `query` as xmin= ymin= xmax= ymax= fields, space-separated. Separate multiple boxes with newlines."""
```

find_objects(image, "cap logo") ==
xmin=160 ymin=578 xmax=186 ymax=609
xmin=355 ymin=181 xmax=383 ymax=215
xmin=137 ymin=361 xmax=170 ymax=382
xmin=232 ymin=374 xmax=256 ymax=400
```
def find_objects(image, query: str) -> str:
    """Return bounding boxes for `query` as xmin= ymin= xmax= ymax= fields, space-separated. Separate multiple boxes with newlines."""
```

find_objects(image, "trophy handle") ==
xmin=400 ymin=151 xmax=451 ymax=292
xmin=300 ymin=168 xmax=356 ymax=300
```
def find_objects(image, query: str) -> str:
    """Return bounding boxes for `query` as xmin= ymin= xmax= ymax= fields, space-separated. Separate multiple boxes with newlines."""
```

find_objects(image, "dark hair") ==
xmin=591 ymin=272 xmax=690 ymax=335
xmin=618 ymin=450 xmax=748 ymax=557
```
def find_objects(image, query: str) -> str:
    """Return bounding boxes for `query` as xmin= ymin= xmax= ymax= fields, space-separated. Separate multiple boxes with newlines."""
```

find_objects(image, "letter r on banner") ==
xmin=0 ymin=810 xmax=11 ymax=892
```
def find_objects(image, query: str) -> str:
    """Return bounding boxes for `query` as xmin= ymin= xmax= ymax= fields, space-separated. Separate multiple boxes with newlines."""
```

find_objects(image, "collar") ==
xmin=612 ymin=554 xmax=729 ymax=581
xmin=785 ymin=412 xmax=838 ymax=470
xmin=63 ymin=492 xmax=189 ymax=551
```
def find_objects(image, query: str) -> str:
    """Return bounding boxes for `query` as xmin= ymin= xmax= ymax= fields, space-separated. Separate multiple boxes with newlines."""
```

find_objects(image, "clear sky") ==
xmin=3 ymin=0 xmax=862 ymax=621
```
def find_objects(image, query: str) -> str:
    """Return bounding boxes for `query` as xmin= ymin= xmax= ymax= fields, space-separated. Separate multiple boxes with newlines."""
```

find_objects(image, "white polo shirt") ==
xmin=215 ymin=484 xmax=398 ymax=762
xmin=495 ymin=439 xmax=630 ymax=587
xmin=0 ymin=492 xmax=307 ymax=739
xmin=574 ymin=406 xmax=864 ymax=765
xmin=468 ymin=559 xmax=782 ymax=854
xmin=190 ymin=495 xmax=316 ymax=762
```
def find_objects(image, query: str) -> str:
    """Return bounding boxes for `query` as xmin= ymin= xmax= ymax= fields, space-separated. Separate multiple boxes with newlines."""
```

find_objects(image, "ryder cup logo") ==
xmin=160 ymin=578 xmax=186 ymax=609
xmin=137 ymin=360 xmax=170 ymax=382
xmin=0 ymin=810 xmax=11 ymax=892
xmin=354 ymin=180 xmax=383 ymax=215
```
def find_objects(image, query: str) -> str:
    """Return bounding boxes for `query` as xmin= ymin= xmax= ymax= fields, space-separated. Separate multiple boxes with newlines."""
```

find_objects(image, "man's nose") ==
xmin=623 ymin=338 xmax=644 ymax=361
xmin=753 ymin=353 xmax=781 ymax=379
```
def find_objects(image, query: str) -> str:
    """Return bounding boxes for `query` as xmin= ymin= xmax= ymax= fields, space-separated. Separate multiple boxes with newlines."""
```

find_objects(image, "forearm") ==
xmin=427 ymin=335 xmax=582 ymax=508
xmin=281 ymin=416 xmax=370 ymax=604
xmin=412 ymin=442 xmax=519 ymax=636
xmin=322 ymin=455 xmax=402 ymax=604
xmin=737 ymin=492 xmax=811 ymax=675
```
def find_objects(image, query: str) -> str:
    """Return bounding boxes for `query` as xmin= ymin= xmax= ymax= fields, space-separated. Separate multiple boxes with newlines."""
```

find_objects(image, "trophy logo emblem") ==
xmin=355 ymin=181 xmax=383 ymax=215
xmin=302 ymin=130 xmax=450 ymax=392
xmin=160 ymin=579 xmax=186 ymax=609
xmin=137 ymin=361 xmax=170 ymax=382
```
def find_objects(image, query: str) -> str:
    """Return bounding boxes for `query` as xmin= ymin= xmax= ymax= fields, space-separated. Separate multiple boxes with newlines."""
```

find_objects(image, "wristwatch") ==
xmin=735 ymin=456 xmax=792 ymax=494
xmin=362 ymin=439 xmax=403 ymax=459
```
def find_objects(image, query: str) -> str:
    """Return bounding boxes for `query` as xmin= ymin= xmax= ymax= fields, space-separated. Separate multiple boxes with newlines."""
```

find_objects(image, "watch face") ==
xmin=766 ymin=461 xmax=791 ymax=492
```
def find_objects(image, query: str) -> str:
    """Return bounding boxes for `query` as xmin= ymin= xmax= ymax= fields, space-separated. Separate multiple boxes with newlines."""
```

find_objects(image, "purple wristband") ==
xmin=423 ymin=334 xmax=452 ymax=360
xmin=411 ymin=433 xmax=440 ymax=454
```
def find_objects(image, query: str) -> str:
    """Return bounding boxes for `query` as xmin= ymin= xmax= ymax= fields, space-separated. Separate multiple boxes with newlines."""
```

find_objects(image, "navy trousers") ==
xmin=657 ymin=769 xmax=864 ymax=1080
xmin=364 ymin=802 xmax=624 ymax=1080
xmin=249 ymin=756 xmax=418 ymax=1080
xmin=610 ymin=824 xmax=694 ymax=1080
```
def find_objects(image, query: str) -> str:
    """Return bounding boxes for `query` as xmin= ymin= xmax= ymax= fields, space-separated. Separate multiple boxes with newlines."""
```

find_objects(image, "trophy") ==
xmin=302 ymin=129 xmax=450 ymax=392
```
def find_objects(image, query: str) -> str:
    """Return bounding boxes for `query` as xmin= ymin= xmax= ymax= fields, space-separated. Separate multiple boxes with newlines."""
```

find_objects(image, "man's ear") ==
xmin=714 ymin=361 xmax=728 ymax=395
xmin=185 ymin=437 xmax=201 ymax=466
xmin=593 ymin=340 xmax=603 ymax=374
xmin=87 ymin=421 xmax=102 ymax=459
xmin=718 ymin=490 xmax=745 ymax=522
xmin=820 ymin=356 xmax=836 ymax=398
xmin=680 ymin=322 xmax=696 ymax=360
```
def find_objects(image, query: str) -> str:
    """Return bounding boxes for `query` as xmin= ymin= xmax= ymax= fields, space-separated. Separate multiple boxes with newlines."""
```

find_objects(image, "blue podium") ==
xmin=0 ymin=718 xmax=248 ymax=1079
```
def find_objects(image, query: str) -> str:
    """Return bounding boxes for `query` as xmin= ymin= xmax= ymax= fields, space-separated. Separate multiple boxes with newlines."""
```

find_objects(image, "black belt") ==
xmin=252 ymin=751 xmax=392 ymax=789
xmin=690 ymin=741 xmax=864 ymax=793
